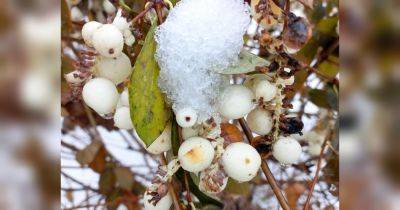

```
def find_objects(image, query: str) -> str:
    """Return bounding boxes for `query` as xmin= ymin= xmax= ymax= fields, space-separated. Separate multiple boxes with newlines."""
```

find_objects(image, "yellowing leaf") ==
xmin=129 ymin=22 xmax=170 ymax=147
xmin=217 ymin=50 xmax=269 ymax=74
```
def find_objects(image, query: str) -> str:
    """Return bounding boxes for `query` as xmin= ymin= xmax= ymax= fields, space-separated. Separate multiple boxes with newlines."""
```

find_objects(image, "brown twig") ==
xmin=238 ymin=118 xmax=291 ymax=210
xmin=160 ymin=155 xmax=183 ymax=210
xmin=130 ymin=2 xmax=154 ymax=24
xmin=302 ymin=130 xmax=333 ymax=210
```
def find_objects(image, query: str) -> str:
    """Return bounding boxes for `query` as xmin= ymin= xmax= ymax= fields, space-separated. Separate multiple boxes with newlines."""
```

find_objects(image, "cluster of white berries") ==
xmin=70 ymin=13 xmax=137 ymax=130
xmin=215 ymin=73 xmax=302 ymax=165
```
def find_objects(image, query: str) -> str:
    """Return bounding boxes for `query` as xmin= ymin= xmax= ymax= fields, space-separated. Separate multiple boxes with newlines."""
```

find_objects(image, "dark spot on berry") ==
xmin=109 ymin=48 xmax=114 ymax=54
xmin=185 ymin=116 xmax=191 ymax=122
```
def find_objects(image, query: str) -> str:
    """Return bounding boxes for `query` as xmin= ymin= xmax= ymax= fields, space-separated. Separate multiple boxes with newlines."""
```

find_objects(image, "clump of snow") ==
xmin=156 ymin=0 xmax=251 ymax=122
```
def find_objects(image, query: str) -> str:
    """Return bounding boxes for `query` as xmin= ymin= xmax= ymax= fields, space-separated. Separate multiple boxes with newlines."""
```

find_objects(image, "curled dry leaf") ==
xmin=220 ymin=123 xmax=243 ymax=144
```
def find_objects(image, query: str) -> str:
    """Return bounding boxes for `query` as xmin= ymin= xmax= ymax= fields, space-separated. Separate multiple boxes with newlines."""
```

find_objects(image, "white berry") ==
xmin=176 ymin=107 xmax=198 ymax=128
xmin=221 ymin=142 xmax=261 ymax=182
xmin=218 ymin=85 xmax=255 ymax=120
xmin=117 ymin=88 xmax=129 ymax=108
xmin=94 ymin=53 xmax=132 ymax=85
xmin=70 ymin=6 xmax=84 ymax=22
xmin=82 ymin=78 xmax=119 ymax=114
xmin=92 ymin=24 xmax=124 ymax=58
xmin=114 ymin=107 xmax=133 ymax=129
xmin=253 ymin=79 xmax=277 ymax=102
xmin=103 ymin=0 xmax=116 ymax=15
xmin=82 ymin=21 xmax=103 ymax=47
xmin=146 ymin=123 xmax=172 ymax=155
xmin=178 ymin=137 xmax=215 ymax=173
xmin=273 ymin=137 xmax=302 ymax=165
xmin=143 ymin=191 xmax=172 ymax=210
xmin=181 ymin=126 xmax=200 ymax=140
xmin=246 ymin=108 xmax=273 ymax=135
xmin=113 ymin=15 xmax=130 ymax=32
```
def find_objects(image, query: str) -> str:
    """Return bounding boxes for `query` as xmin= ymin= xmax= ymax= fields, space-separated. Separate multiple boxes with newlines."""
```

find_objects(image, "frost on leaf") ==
xmin=155 ymin=0 xmax=251 ymax=123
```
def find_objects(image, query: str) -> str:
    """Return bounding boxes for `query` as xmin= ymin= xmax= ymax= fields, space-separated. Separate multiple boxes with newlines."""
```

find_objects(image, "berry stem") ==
xmin=238 ymin=118 xmax=291 ymax=210
xmin=160 ymin=155 xmax=183 ymax=210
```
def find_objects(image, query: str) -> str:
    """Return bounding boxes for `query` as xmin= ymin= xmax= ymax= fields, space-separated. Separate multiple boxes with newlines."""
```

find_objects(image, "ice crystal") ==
xmin=156 ymin=0 xmax=251 ymax=122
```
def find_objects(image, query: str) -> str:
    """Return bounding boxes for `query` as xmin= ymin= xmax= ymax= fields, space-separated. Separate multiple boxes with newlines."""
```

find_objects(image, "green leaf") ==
xmin=318 ymin=56 xmax=339 ymax=78
xmin=308 ymin=87 xmax=338 ymax=110
xmin=224 ymin=179 xmax=250 ymax=196
xmin=170 ymin=116 xmax=180 ymax=156
xmin=129 ymin=22 xmax=170 ymax=147
xmin=217 ymin=50 xmax=269 ymax=74
xmin=316 ymin=16 xmax=338 ymax=36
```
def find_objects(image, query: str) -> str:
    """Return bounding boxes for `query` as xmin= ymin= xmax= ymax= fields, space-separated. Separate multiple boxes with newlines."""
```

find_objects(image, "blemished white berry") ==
xmin=125 ymin=34 xmax=136 ymax=46
xmin=254 ymin=79 xmax=277 ymax=102
xmin=273 ymin=137 xmax=302 ymax=165
xmin=178 ymin=137 xmax=215 ymax=173
xmin=117 ymin=88 xmax=129 ymax=108
xmin=82 ymin=78 xmax=119 ymax=114
xmin=103 ymin=0 xmax=116 ymax=15
xmin=82 ymin=21 xmax=103 ymax=47
xmin=146 ymin=123 xmax=172 ymax=155
xmin=70 ymin=6 xmax=84 ymax=22
xmin=181 ymin=126 xmax=200 ymax=140
xmin=94 ymin=53 xmax=132 ymax=85
xmin=114 ymin=107 xmax=133 ymax=129
xmin=308 ymin=143 xmax=322 ymax=156
xmin=246 ymin=108 xmax=273 ymax=135
xmin=113 ymin=15 xmax=130 ymax=32
xmin=176 ymin=107 xmax=198 ymax=128
xmin=143 ymin=191 xmax=172 ymax=210
xmin=218 ymin=85 xmax=255 ymax=120
xmin=92 ymin=24 xmax=124 ymax=58
xmin=221 ymin=142 xmax=261 ymax=182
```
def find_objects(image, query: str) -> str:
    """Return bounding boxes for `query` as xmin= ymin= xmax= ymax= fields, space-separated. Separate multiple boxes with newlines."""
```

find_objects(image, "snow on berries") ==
xmin=178 ymin=137 xmax=215 ymax=173
xmin=221 ymin=142 xmax=261 ymax=182
xmin=156 ymin=0 xmax=251 ymax=123
xmin=94 ymin=53 xmax=132 ymax=85
xmin=218 ymin=85 xmax=255 ymax=120
xmin=272 ymin=137 xmax=302 ymax=165
xmin=82 ymin=78 xmax=119 ymax=115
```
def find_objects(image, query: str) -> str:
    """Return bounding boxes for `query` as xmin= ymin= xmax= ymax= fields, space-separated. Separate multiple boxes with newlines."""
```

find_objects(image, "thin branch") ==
xmin=160 ymin=155 xmax=183 ymax=210
xmin=302 ymin=129 xmax=333 ymax=210
xmin=130 ymin=2 xmax=154 ymax=24
xmin=238 ymin=118 xmax=291 ymax=210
